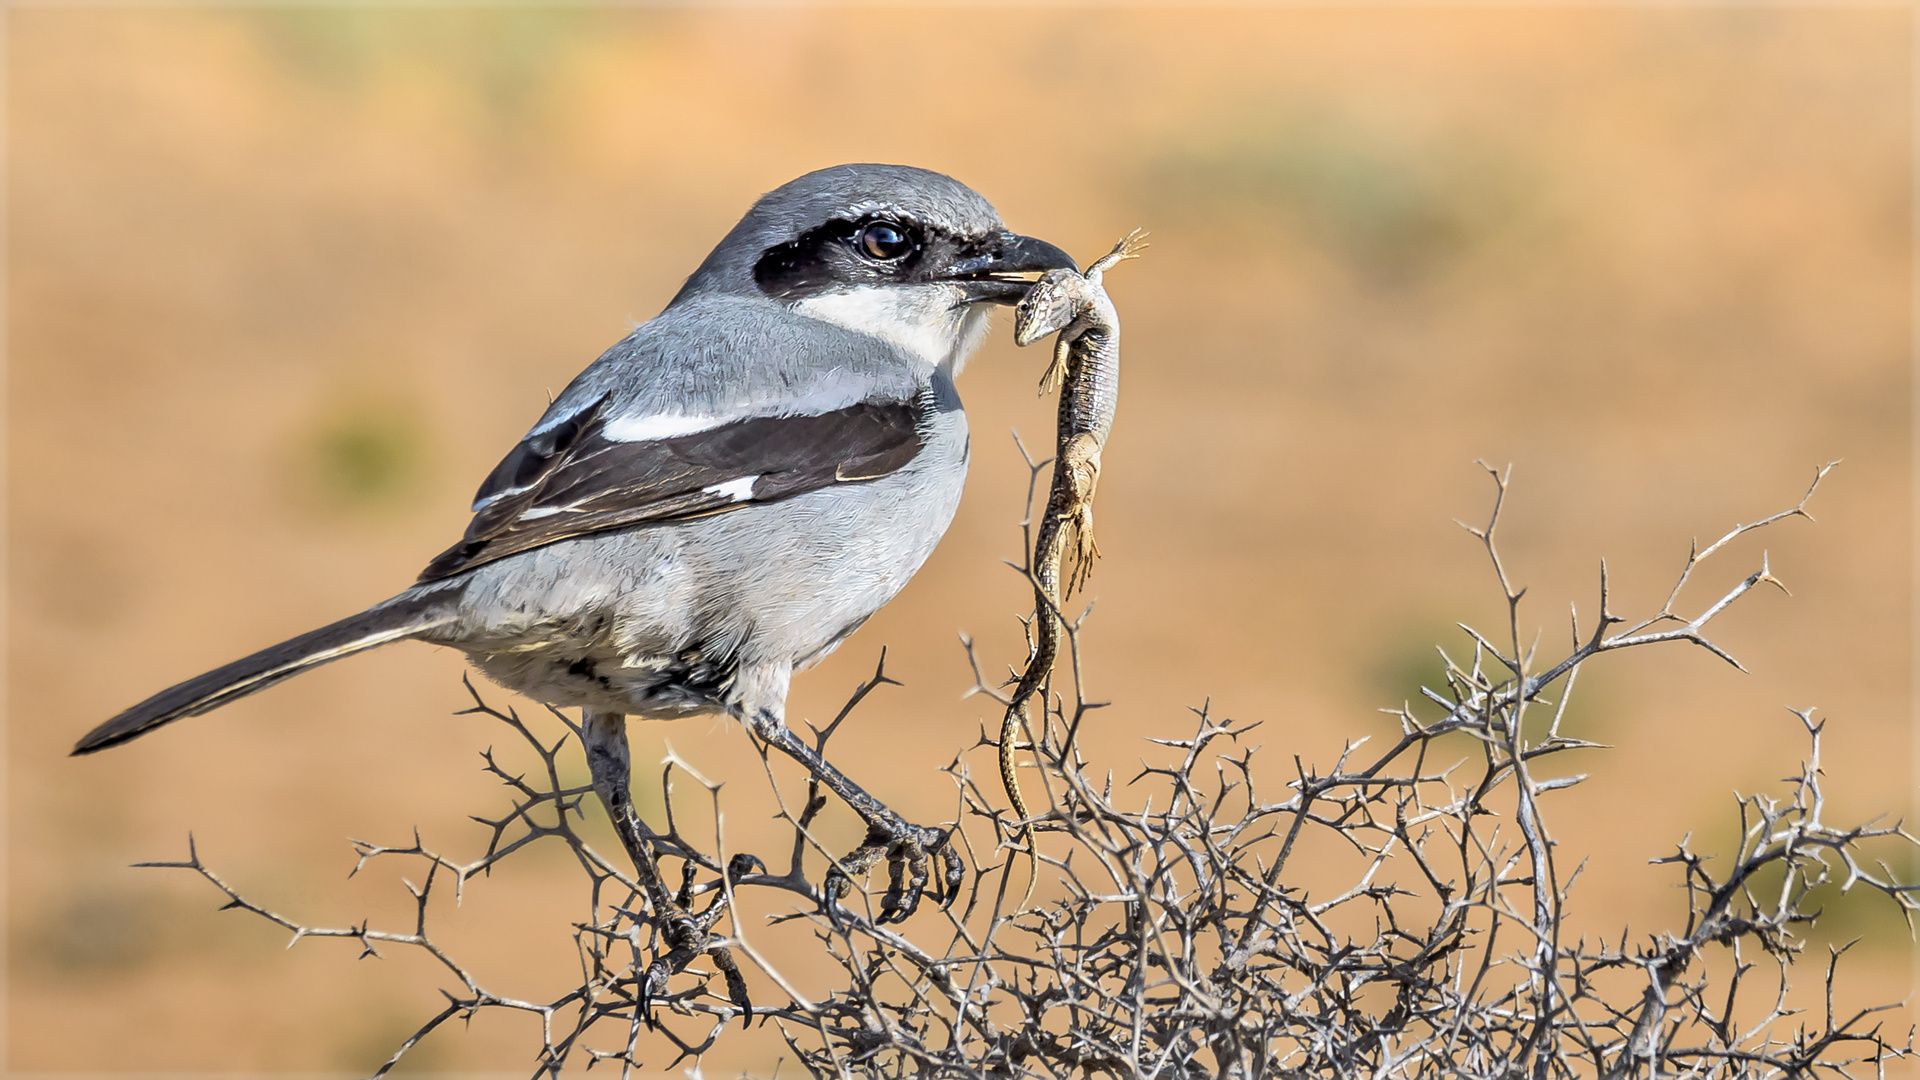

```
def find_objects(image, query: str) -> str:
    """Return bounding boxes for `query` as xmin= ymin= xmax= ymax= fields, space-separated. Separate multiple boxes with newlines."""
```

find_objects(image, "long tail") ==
xmin=71 ymin=589 xmax=460 ymax=755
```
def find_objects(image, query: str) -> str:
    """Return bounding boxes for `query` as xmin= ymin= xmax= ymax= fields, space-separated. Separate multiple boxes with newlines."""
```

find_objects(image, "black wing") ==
xmin=418 ymin=393 xmax=924 ymax=582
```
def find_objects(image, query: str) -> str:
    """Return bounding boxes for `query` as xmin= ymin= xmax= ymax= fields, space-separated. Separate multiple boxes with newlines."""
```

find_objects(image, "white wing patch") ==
xmin=602 ymin=412 xmax=730 ymax=442
xmin=777 ymin=371 xmax=881 ymax=417
xmin=701 ymin=476 xmax=760 ymax=502
xmin=598 ymin=370 xmax=878 ymax=444
xmin=473 ymin=486 xmax=526 ymax=512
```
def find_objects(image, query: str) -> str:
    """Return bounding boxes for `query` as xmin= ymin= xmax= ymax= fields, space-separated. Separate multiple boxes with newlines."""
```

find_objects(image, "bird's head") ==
xmin=671 ymin=164 xmax=1076 ymax=372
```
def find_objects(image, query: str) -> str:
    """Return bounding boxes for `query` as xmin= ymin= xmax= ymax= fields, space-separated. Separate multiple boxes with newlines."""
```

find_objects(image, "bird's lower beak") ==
xmin=943 ymin=232 xmax=1078 ymax=305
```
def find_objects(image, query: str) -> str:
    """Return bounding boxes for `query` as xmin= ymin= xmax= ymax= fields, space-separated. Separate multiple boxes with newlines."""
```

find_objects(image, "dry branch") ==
xmin=142 ymin=463 xmax=1913 ymax=1078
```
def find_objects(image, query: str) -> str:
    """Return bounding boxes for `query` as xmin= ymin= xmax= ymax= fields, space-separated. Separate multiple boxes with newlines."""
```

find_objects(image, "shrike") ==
xmin=74 ymin=163 xmax=1076 ymax=926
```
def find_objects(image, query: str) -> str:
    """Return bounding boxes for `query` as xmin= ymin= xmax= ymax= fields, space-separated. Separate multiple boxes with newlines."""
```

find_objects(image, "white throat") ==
xmin=794 ymin=284 xmax=992 ymax=375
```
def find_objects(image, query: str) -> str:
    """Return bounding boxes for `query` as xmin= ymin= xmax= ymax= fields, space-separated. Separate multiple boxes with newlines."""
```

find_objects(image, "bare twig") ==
xmin=143 ymin=462 xmax=1910 ymax=1079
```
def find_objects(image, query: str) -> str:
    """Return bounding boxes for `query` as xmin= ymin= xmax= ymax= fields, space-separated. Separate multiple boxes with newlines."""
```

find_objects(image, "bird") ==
xmin=72 ymin=163 xmax=1077 ymax=932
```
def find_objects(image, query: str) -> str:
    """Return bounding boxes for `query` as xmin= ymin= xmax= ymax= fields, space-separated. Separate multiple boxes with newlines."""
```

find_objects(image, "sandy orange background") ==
xmin=9 ymin=7 xmax=1914 ymax=1074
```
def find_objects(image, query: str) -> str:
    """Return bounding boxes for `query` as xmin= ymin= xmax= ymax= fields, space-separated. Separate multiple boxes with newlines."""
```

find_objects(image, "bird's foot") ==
xmin=739 ymin=699 xmax=965 ymax=923
xmin=823 ymin=819 xmax=965 ymax=924
xmin=580 ymin=711 xmax=760 ymax=1027
xmin=638 ymin=853 xmax=763 ymax=1028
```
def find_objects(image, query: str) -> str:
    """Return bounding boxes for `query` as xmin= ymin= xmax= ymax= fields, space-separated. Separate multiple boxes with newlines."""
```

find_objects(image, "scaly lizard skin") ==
xmin=1002 ymin=231 xmax=1144 ymax=855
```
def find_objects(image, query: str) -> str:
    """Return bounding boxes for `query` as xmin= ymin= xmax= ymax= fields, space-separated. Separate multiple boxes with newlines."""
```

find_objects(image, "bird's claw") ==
xmin=637 ymin=954 xmax=751 ymax=1031
xmin=636 ymin=855 xmax=762 ymax=1030
xmin=637 ymin=949 xmax=688 ymax=1029
xmin=938 ymin=843 xmax=966 ymax=908
xmin=822 ymin=821 xmax=963 ymax=923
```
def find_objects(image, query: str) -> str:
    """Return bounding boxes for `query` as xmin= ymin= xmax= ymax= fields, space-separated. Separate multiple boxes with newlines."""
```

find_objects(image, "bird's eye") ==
xmin=858 ymin=222 xmax=911 ymax=261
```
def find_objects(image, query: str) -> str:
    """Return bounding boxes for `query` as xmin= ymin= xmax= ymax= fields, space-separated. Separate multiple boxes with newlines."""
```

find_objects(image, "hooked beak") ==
xmin=941 ymin=232 xmax=1077 ymax=305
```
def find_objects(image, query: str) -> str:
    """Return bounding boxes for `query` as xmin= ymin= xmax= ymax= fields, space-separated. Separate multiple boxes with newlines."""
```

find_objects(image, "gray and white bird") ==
xmin=74 ymin=163 xmax=1076 ymax=925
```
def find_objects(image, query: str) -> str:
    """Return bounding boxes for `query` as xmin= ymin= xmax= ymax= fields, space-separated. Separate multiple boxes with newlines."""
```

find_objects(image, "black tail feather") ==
xmin=73 ymin=592 xmax=458 ymax=755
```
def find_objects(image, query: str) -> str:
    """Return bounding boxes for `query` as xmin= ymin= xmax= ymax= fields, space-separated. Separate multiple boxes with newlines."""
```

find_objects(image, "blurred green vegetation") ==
xmin=16 ymin=886 xmax=162 ymax=978
xmin=1686 ymin=784 xmax=1918 ymax=956
xmin=1368 ymin=621 xmax=1609 ymax=741
xmin=246 ymin=8 xmax=612 ymax=122
xmin=1784 ymin=872 xmax=1915 ymax=954
xmin=1369 ymin=622 xmax=1460 ymax=717
xmin=336 ymin=995 xmax=452 ymax=1073
xmin=1138 ymin=114 xmax=1538 ymax=285
xmin=295 ymin=388 xmax=431 ymax=513
xmin=11 ymin=873 xmax=284 ymax=984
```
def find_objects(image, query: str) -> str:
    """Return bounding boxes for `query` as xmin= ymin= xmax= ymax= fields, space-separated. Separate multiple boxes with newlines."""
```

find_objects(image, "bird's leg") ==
xmin=746 ymin=705 xmax=964 ymax=923
xmin=580 ymin=711 xmax=752 ymax=1026
xmin=580 ymin=713 xmax=681 ymax=911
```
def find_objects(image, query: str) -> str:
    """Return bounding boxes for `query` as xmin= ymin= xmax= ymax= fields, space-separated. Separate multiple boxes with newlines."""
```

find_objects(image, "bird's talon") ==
xmin=938 ymin=845 xmax=966 ymax=909
xmin=636 ymin=860 xmax=759 ymax=1029
xmin=639 ymin=956 xmax=676 ymax=1029
xmin=675 ymin=860 xmax=698 ymax=909
xmin=712 ymin=939 xmax=752 ymax=1030
xmin=822 ymin=867 xmax=852 ymax=904
xmin=814 ymin=822 xmax=960 ymax=923
xmin=663 ymin=912 xmax=702 ymax=951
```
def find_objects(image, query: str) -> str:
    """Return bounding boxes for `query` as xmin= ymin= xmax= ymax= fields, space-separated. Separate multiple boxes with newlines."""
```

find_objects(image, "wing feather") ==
xmin=418 ymin=397 xmax=924 ymax=582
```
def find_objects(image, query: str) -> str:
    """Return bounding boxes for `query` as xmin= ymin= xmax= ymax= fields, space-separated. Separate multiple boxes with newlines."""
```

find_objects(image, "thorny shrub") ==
xmin=148 ymin=462 xmax=1918 ymax=1078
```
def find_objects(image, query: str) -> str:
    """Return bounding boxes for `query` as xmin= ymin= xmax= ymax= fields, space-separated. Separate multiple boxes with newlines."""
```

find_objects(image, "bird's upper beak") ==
xmin=941 ymin=232 xmax=1078 ymax=305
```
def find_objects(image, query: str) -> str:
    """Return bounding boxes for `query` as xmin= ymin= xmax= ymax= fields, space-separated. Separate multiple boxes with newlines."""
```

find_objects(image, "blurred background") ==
xmin=9 ymin=6 xmax=1912 ymax=1074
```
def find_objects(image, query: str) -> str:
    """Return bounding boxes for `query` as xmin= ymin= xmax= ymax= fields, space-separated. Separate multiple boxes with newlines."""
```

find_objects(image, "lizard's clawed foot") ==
xmin=638 ymin=853 xmax=763 ymax=1029
xmin=824 ymin=819 xmax=965 ymax=923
